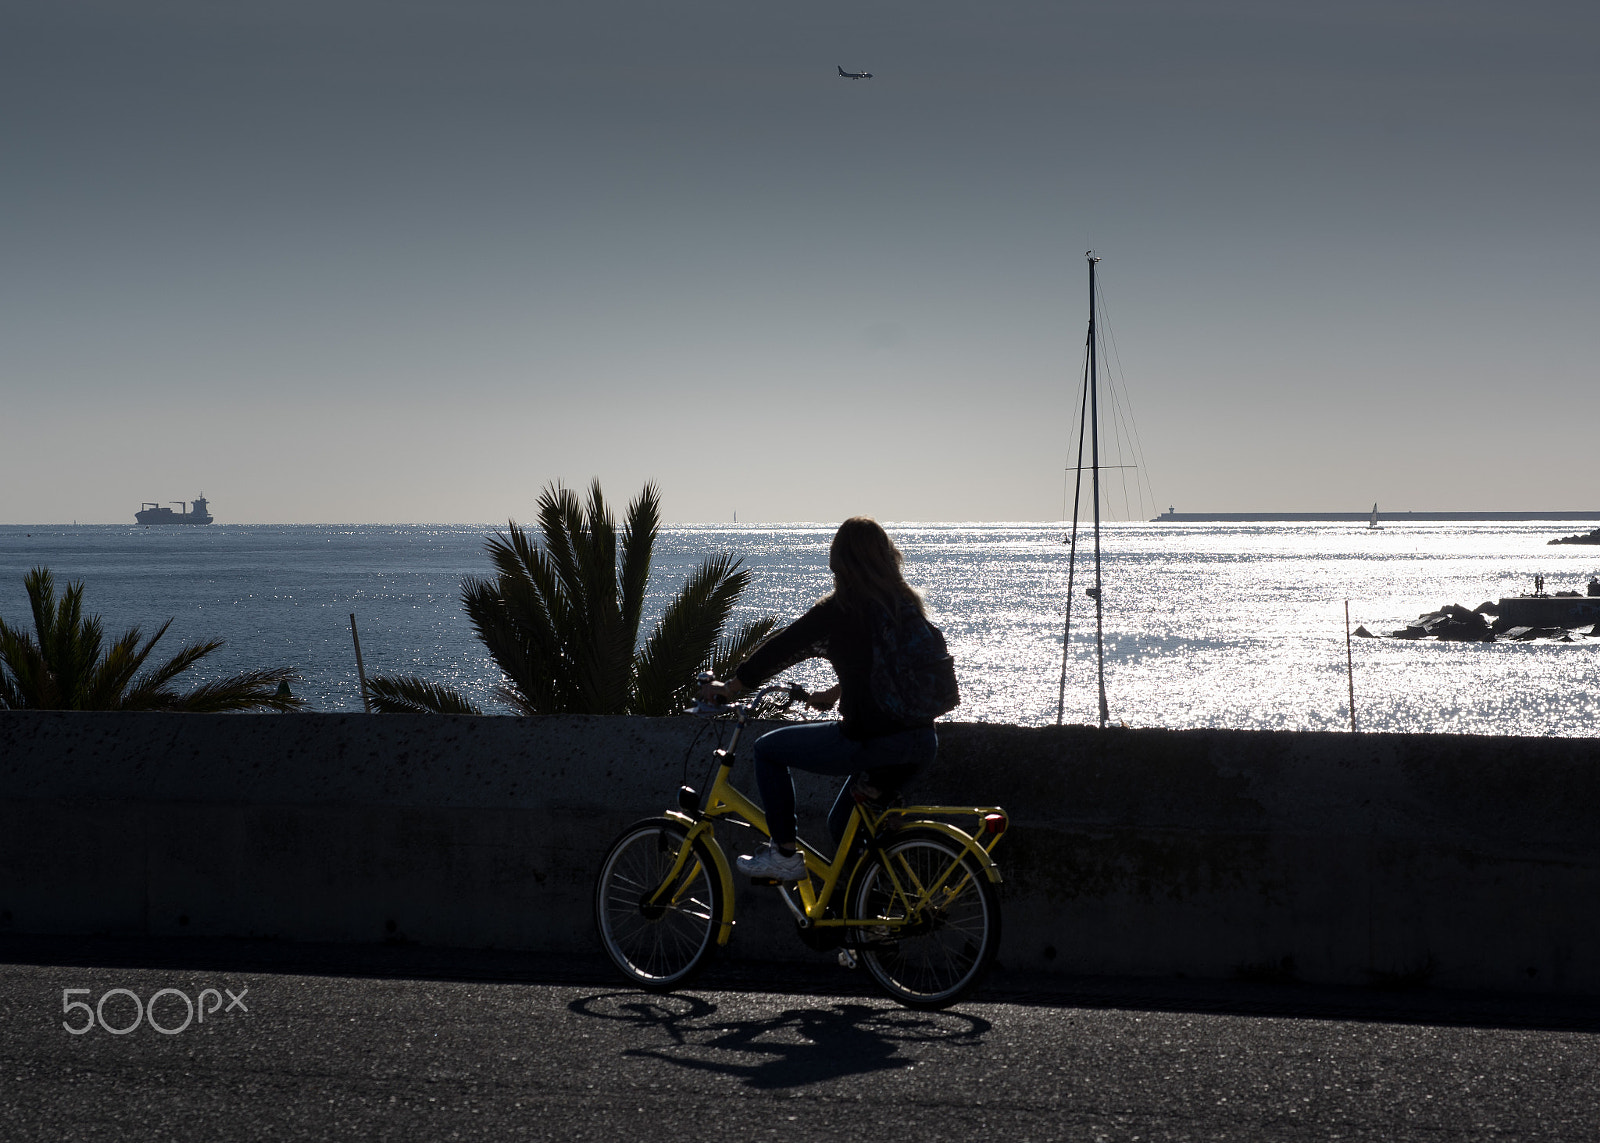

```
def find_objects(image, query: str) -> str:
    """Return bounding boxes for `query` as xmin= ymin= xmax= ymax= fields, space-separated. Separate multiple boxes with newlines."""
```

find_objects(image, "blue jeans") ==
xmin=751 ymin=722 xmax=937 ymax=847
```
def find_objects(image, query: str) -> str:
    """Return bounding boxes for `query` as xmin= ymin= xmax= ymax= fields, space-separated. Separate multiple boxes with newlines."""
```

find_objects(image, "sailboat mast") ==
xmin=1055 ymin=357 xmax=1090 ymax=726
xmin=1087 ymin=253 xmax=1109 ymax=727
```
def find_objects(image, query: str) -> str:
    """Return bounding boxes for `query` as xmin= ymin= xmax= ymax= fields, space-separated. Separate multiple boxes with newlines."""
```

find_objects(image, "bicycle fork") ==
xmin=649 ymin=815 xmax=738 ymax=946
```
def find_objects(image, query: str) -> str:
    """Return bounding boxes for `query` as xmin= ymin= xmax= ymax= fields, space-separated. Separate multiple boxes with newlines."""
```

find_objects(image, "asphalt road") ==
xmin=3 ymin=940 xmax=1599 ymax=1142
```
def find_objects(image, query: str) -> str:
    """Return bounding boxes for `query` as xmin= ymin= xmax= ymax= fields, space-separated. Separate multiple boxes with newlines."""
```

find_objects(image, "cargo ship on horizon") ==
xmin=136 ymin=495 xmax=213 ymax=525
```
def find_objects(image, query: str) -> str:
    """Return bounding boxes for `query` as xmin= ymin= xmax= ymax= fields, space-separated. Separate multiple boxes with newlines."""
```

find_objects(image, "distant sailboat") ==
xmin=1369 ymin=503 xmax=1384 ymax=531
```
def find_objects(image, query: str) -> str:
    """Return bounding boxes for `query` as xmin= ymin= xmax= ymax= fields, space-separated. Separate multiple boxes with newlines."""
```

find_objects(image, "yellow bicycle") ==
xmin=594 ymin=682 xmax=1009 ymax=1009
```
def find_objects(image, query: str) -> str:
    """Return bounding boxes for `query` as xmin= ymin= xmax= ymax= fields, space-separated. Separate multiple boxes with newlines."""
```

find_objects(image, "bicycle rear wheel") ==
xmin=595 ymin=818 xmax=724 ymax=990
xmin=848 ymin=830 xmax=1001 ymax=1009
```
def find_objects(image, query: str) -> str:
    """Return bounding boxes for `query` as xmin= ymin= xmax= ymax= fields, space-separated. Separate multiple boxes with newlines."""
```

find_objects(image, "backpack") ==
xmin=867 ymin=598 xmax=961 ymax=722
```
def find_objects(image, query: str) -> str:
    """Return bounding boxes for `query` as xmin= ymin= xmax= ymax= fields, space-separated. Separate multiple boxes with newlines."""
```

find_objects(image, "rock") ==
xmin=1353 ymin=625 xmax=1374 ymax=638
xmin=1473 ymin=601 xmax=1497 ymax=614
xmin=1390 ymin=603 xmax=1496 ymax=642
xmin=1434 ymin=620 xmax=1495 ymax=642
xmin=1508 ymin=626 xmax=1571 ymax=641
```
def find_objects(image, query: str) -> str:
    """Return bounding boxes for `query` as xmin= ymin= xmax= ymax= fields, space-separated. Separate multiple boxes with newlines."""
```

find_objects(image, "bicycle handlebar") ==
xmin=688 ymin=680 xmax=810 ymax=719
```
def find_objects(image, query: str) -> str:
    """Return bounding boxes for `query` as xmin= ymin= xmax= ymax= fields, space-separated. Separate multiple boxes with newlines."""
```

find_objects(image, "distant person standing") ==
xmin=1587 ymin=575 xmax=1599 ymax=598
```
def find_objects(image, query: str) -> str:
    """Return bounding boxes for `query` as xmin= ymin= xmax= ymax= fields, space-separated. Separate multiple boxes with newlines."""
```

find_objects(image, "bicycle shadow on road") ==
xmin=568 ymin=991 xmax=991 ymax=1089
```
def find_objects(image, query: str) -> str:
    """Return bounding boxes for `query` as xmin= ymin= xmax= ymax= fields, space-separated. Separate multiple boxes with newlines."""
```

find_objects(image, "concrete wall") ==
xmin=2 ymin=712 xmax=1597 ymax=993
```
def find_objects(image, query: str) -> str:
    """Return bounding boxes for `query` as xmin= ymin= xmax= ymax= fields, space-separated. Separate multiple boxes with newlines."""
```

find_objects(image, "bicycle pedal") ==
xmin=837 ymin=949 xmax=859 ymax=970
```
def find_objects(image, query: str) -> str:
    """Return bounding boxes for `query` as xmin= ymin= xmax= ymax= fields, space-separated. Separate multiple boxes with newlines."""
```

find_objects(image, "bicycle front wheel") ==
xmin=848 ymin=830 xmax=1001 ymax=1009
xmin=595 ymin=818 xmax=725 ymax=990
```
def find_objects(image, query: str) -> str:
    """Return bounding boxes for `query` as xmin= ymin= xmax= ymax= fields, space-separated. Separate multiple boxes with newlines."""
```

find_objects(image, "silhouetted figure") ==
xmin=1588 ymin=576 xmax=1600 ymax=597
xmin=700 ymin=518 xmax=941 ymax=880
xmin=1534 ymin=574 xmax=1545 ymax=596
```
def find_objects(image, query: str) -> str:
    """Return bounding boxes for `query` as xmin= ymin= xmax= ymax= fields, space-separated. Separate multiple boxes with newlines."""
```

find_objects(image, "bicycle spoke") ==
xmin=597 ymin=823 xmax=722 ymax=988
xmin=851 ymin=833 xmax=998 ymax=1008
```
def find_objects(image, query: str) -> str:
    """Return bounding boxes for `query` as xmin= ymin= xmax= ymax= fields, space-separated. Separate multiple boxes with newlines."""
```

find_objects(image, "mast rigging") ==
xmin=1057 ymin=252 xmax=1111 ymax=728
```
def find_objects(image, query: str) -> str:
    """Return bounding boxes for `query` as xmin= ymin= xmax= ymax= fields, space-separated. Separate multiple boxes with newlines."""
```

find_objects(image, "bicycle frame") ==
xmin=644 ymin=685 xmax=1008 ymax=947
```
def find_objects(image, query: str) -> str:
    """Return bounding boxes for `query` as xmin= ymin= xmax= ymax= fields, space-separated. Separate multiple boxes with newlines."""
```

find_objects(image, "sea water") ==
xmin=1 ymin=521 xmax=1596 ymax=735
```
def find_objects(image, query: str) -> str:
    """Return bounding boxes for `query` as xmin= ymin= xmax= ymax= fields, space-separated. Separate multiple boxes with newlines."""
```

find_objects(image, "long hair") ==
xmin=827 ymin=517 xmax=925 ymax=619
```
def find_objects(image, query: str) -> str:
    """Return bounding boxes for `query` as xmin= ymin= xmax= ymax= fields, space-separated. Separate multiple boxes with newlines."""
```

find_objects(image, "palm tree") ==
xmin=0 ymin=567 xmax=305 ymax=711
xmin=368 ymin=480 xmax=776 ymax=715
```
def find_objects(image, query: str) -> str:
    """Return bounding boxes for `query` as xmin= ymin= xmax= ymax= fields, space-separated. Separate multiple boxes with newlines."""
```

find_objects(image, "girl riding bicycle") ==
xmin=699 ymin=517 xmax=940 ymax=880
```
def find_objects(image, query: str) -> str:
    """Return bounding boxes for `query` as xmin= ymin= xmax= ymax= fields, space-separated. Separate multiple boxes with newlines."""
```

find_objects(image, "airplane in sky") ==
xmin=838 ymin=65 xmax=873 ymax=80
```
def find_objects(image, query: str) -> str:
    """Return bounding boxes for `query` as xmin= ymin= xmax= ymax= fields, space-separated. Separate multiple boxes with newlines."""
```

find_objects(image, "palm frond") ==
xmin=2 ymin=566 xmax=303 ymax=711
xmin=83 ymin=627 xmax=148 ymax=709
xmin=484 ymin=524 xmax=568 ymax=679
xmin=36 ymin=573 xmax=102 ymax=708
xmin=536 ymin=483 xmax=589 ymax=619
xmin=484 ymin=513 xmax=589 ymax=712
xmin=487 ymin=684 xmax=531 ymax=716
xmin=465 ymin=546 xmax=581 ymax=713
xmin=367 ymin=674 xmax=483 ymax=715
xmin=0 ymin=617 xmax=47 ymax=709
xmin=157 ymin=666 xmax=307 ymax=712
xmin=631 ymin=554 xmax=751 ymax=715
xmin=618 ymin=482 xmax=660 ymax=650
xmin=0 ymin=622 xmax=37 ymax=710
xmin=712 ymin=616 xmax=780 ymax=680
xmin=119 ymin=636 xmax=226 ymax=710
xmin=462 ymin=576 xmax=555 ymax=713
xmin=88 ymin=619 xmax=185 ymax=709
xmin=0 ymin=669 xmax=23 ymax=710
xmin=14 ymin=569 xmax=77 ymax=708
xmin=578 ymin=479 xmax=619 ymax=603
xmin=24 ymin=567 xmax=56 ymax=647
xmin=549 ymin=480 xmax=627 ymax=714
xmin=578 ymin=478 xmax=633 ymax=712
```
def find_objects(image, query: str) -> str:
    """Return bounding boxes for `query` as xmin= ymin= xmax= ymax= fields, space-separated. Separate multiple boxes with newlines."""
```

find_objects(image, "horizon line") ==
xmin=5 ymin=512 xmax=1600 ymax=528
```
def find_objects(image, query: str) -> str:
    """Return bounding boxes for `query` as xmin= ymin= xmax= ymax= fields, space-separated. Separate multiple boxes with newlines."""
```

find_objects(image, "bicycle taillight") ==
xmin=982 ymin=813 xmax=1008 ymax=836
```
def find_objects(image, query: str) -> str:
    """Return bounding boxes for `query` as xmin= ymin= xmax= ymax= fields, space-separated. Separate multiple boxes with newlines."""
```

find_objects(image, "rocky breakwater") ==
xmin=1548 ymin=527 xmax=1600 ymax=546
xmin=1356 ymin=598 xmax=1600 ymax=643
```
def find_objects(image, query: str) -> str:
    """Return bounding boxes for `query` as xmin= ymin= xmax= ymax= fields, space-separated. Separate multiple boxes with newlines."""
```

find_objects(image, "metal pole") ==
xmin=1088 ymin=253 xmax=1109 ymax=728
xmin=1345 ymin=600 xmax=1357 ymax=733
xmin=1056 ymin=358 xmax=1091 ymax=726
xmin=350 ymin=613 xmax=373 ymax=714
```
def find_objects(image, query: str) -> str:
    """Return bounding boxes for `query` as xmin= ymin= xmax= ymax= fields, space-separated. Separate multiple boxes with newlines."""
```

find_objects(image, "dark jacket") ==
xmin=734 ymin=594 xmax=930 ymax=740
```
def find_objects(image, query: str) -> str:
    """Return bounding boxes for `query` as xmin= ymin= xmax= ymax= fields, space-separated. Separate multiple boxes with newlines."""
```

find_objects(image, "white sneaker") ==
xmin=736 ymin=842 xmax=807 ymax=880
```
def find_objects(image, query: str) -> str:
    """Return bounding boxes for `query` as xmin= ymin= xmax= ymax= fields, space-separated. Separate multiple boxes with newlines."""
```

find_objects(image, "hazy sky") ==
xmin=4 ymin=1 xmax=1597 ymax=524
